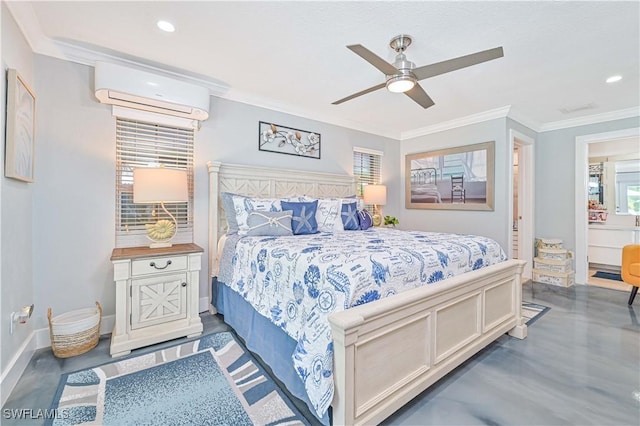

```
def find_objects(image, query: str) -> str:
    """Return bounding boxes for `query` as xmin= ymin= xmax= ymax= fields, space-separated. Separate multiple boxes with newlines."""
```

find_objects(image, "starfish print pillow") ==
xmin=280 ymin=200 xmax=319 ymax=235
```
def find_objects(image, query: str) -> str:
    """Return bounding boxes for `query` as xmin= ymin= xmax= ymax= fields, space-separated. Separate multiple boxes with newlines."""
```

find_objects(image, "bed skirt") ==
xmin=213 ymin=277 xmax=330 ymax=425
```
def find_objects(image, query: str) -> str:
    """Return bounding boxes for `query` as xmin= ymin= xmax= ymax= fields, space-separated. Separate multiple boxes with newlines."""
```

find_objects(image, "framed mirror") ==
xmin=588 ymin=162 xmax=604 ymax=205
xmin=405 ymin=141 xmax=495 ymax=211
xmin=615 ymin=159 xmax=640 ymax=215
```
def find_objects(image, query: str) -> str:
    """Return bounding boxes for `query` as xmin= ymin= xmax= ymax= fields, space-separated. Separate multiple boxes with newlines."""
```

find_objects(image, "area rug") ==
xmin=47 ymin=332 xmax=310 ymax=426
xmin=592 ymin=271 xmax=623 ymax=281
xmin=522 ymin=302 xmax=551 ymax=325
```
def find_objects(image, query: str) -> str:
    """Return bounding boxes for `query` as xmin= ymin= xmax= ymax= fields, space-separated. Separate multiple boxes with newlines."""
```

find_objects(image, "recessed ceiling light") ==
xmin=606 ymin=75 xmax=622 ymax=83
xmin=157 ymin=20 xmax=175 ymax=33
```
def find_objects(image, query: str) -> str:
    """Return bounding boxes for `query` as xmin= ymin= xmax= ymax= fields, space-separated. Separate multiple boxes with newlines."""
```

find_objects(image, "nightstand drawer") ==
xmin=131 ymin=255 xmax=187 ymax=276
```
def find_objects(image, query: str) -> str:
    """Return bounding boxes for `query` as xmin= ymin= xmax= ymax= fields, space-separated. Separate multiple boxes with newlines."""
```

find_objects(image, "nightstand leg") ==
xmin=111 ymin=349 xmax=131 ymax=358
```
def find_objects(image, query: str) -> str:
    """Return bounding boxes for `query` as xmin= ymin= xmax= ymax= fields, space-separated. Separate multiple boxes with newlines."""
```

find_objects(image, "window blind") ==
xmin=353 ymin=148 xmax=382 ymax=211
xmin=115 ymin=118 xmax=194 ymax=248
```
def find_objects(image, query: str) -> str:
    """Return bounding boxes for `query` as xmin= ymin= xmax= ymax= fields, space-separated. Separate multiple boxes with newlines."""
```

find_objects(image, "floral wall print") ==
xmin=5 ymin=69 xmax=36 ymax=182
xmin=259 ymin=121 xmax=320 ymax=159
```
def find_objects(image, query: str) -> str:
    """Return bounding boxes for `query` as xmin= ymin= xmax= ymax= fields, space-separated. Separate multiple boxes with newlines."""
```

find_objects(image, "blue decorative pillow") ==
xmin=341 ymin=202 xmax=360 ymax=230
xmin=232 ymin=195 xmax=282 ymax=235
xmin=358 ymin=209 xmax=373 ymax=230
xmin=280 ymin=200 xmax=319 ymax=235
xmin=246 ymin=210 xmax=293 ymax=236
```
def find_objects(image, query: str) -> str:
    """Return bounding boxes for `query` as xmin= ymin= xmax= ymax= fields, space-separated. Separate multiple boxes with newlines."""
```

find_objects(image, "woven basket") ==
xmin=48 ymin=302 xmax=102 ymax=358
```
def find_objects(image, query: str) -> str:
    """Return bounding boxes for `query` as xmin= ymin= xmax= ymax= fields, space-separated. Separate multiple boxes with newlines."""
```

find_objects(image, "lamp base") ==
xmin=145 ymin=217 xmax=177 ymax=249
xmin=149 ymin=241 xmax=173 ymax=249
xmin=372 ymin=213 xmax=382 ymax=227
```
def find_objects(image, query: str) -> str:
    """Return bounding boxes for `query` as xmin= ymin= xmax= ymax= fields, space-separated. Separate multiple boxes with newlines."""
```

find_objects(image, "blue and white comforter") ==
xmin=222 ymin=228 xmax=506 ymax=418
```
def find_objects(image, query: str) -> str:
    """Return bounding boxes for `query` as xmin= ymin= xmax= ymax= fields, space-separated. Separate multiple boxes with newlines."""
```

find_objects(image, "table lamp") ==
xmin=364 ymin=184 xmax=387 ymax=226
xmin=133 ymin=167 xmax=188 ymax=248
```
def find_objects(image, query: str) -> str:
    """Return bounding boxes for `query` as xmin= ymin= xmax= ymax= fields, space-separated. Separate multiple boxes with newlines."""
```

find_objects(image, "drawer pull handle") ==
xmin=181 ymin=282 xmax=187 ymax=287
xmin=150 ymin=260 xmax=172 ymax=270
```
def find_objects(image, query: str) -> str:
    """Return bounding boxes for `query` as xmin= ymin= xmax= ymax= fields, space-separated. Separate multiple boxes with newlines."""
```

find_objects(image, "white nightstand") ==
xmin=110 ymin=243 xmax=204 ymax=357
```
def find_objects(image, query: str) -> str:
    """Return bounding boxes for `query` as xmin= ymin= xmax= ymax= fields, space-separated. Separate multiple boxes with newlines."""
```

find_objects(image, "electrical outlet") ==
xmin=10 ymin=304 xmax=34 ymax=334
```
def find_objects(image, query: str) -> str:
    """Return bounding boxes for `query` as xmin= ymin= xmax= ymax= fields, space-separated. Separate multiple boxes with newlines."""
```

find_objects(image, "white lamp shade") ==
xmin=133 ymin=168 xmax=188 ymax=203
xmin=364 ymin=184 xmax=387 ymax=205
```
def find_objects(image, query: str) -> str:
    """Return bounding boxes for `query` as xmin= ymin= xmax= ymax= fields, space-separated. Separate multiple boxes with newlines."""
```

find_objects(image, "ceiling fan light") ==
xmin=157 ymin=20 xmax=175 ymax=32
xmin=387 ymin=75 xmax=416 ymax=93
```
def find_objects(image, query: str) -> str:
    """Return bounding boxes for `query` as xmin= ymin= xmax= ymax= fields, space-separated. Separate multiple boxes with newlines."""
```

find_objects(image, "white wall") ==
xmin=32 ymin=56 xmax=116 ymax=328
xmin=1 ymin=2 xmax=35 ymax=375
xmin=187 ymin=96 xmax=400 ymax=306
xmin=400 ymin=118 xmax=512 ymax=249
xmin=29 ymin=55 xmax=400 ymax=329
xmin=536 ymin=117 xmax=640 ymax=253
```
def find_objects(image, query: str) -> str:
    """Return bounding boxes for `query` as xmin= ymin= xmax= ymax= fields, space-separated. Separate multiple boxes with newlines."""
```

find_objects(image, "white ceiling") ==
xmin=7 ymin=1 xmax=640 ymax=139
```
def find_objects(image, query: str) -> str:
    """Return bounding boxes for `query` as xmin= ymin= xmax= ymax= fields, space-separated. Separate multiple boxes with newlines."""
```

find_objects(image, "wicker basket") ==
xmin=48 ymin=302 xmax=102 ymax=358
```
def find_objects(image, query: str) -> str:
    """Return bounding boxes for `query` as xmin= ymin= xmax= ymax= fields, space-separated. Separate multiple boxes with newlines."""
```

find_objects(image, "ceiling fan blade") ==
xmin=332 ymin=82 xmax=386 ymax=105
xmin=347 ymin=44 xmax=399 ymax=75
xmin=413 ymin=47 xmax=504 ymax=81
xmin=404 ymin=84 xmax=435 ymax=109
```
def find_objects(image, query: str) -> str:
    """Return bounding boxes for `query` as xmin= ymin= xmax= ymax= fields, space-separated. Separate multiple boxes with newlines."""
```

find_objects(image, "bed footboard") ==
xmin=328 ymin=259 xmax=526 ymax=426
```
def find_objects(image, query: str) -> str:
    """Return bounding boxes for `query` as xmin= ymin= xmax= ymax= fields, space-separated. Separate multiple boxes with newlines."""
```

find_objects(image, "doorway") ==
xmin=509 ymin=130 xmax=534 ymax=280
xmin=574 ymin=127 xmax=640 ymax=285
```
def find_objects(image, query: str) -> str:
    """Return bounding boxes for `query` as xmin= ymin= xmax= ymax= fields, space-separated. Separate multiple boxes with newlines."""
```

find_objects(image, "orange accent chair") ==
xmin=621 ymin=245 xmax=640 ymax=305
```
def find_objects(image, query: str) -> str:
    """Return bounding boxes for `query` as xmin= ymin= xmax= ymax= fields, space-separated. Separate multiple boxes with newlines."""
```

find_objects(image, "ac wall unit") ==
xmin=94 ymin=62 xmax=210 ymax=121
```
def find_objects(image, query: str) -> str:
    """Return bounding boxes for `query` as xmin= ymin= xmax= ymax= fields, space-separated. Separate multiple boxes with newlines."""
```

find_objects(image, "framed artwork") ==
xmin=405 ymin=141 xmax=495 ymax=211
xmin=258 ymin=121 xmax=320 ymax=159
xmin=5 ymin=69 xmax=36 ymax=182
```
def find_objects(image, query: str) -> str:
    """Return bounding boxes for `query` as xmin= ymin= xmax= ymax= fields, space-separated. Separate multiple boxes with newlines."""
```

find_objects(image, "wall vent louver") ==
xmin=558 ymin=103 xmax=597 ymax=114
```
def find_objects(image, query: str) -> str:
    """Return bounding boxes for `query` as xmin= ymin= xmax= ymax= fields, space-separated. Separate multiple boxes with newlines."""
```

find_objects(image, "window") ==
xmin=116 ymin=117 xmax=194 ymax=247
xmin=353 ymin=147 xmax=383 ymax=210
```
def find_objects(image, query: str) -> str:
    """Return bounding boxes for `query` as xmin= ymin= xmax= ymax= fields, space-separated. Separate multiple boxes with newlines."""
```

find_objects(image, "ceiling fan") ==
xmin=332 ymin=35 xmax=504 ymax=109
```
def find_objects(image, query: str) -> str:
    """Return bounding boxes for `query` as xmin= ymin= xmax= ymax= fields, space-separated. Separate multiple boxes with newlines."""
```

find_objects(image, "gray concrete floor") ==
xmin=3 ymin=282 xmax=639 ymax=425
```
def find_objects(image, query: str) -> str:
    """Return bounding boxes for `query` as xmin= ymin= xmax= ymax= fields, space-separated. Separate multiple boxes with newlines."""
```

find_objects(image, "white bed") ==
xmin=207 ymin=161 xmax=527 ymax=425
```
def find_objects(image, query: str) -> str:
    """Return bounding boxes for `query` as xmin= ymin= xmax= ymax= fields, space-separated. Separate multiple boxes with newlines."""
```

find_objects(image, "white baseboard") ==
xmin=1 ymin=302 xmax=213 ymax=406
xmin=199 ymin=296 xmax=210 ymax=313
xmin=1 ymin=331 xmax=37 ymax=407
xmin=0 ymin=315 xmax=115 ymax=407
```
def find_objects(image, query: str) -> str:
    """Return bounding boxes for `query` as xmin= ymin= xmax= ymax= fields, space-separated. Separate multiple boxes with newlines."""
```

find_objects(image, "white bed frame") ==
xmin=207 ymin=161 xmax=527 ymax=426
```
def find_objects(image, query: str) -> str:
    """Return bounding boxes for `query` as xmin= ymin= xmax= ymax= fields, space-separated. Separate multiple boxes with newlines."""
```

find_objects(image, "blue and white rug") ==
xmin=592 ymin=271 xmax=623 ymax=282
xmin=522 ymin=301 xmax=550 ymax=325
xmin=47 ymin=332 xmax=310 ymax=425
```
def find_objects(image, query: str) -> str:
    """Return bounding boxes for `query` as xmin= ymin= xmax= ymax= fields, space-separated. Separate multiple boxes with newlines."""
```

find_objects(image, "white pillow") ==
xmin=315 ymin=198 xmax=342 ymax=232
xmin=308 ymin=197 xmax=360 ymax=232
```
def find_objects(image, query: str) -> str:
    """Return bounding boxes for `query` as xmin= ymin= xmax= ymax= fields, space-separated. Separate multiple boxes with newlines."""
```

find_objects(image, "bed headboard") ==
xmin=411 ymin=167 xmax=437 ymax=184
xmin=207 ymin=161 xmax=357 ymax=277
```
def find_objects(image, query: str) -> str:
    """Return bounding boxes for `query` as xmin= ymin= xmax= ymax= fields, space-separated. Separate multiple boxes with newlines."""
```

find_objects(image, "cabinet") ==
xmin=110 ymin=243 xmax=204 ymax=357
xmin=588 ymin=226 xmax=640 ymax=267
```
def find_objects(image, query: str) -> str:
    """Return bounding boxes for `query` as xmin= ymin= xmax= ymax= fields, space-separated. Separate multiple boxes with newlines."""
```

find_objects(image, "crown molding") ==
xmin=538 ymin=107 xmax=640 ymax=132
xmin=5 ymin=1 xmax=51 ymax=52
xmin=7 ymin=1 xmax=638 ymax=141
xmin=400 ymin=106 xmax=512 ymax=140
xmin=4 ymin=2 xmax=228 ymax=95
xmin=6 ymin=1 xmax=398 ymax=139
xmin=216 ymin=89 xmax=401 ymax=140
xmin=54 ymin=39 xmax=230 ymax=95
xmin=505 ymin=108 xmax=541 ymax=133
